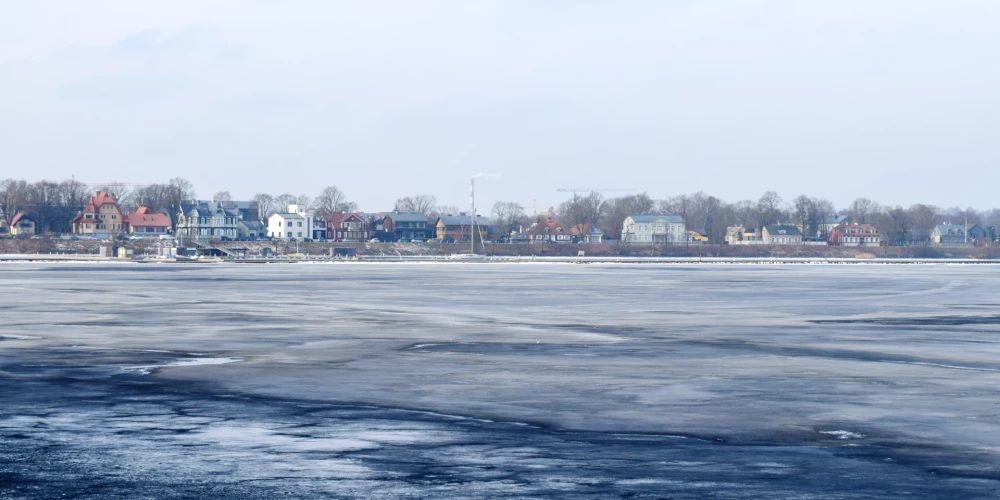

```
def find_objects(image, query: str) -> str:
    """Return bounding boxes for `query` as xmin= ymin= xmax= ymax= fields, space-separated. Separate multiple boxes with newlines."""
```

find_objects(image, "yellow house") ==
xmin=8 ymin=213 xmax=35 ymax=236
xmin=689 ymin=230 xmax=709 ymax=243
xmin=71 ymin=191 xmax=125 ymax=237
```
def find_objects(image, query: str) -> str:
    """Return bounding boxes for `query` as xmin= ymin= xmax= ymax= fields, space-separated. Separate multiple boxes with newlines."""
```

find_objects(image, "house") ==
xmin=268 ymin=213 xmax=306 ymax=239
xmin=931 ymin=224 xmax=970 ymax=245
xmin=622 ymin=215 xmax=687 ymax=244
xmin=967 ymin=224 xmax=989 ymax=241
xmin=324 ymin=212 xmax=372 ymax=242
xmin=267 ymin=205 xmax=325 ymax=240
xmin=225 ymin=201 xmax=260 ymax=225
xmin=762 ymin=224 xmax=802 ymax=245
xmin=382 ymin=213 xmax=434 ymax=241
xmin=570 ymin=223 xmax=604 ymax=243
xmin=125 ymin=207 xmax=171 ymax=237
xmin=239 ymin=219 xmax=267 ymax=239
xmin=71 ymin=191 xmax=125 ymax=238
xmin=175 ymin=201 xmax=242 ymax=240
xmin=8 ymin=213 xmax=35 ymax=236
xmin=526 ymin=218 xmax=573 ymax=243
xmin=818 ymin=215 xmax=852 ymax=239
xmin=725 ymin=226 xmax=761 ymax=245
xmin=689 ymin=230 xmax=709 ymax=243
xmin=436 ymin=214 xmax=496 ymax=242
xmin=828 ymin=223 xmax=881 ymax=247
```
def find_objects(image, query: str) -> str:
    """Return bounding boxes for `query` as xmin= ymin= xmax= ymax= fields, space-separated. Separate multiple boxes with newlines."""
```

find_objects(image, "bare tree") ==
xmin=98 ymin=182 xmax=134 ymax=205
xmin=169 ymin=178 xmax=196 ymax=200
xmin=394 ymin=195 xmax=437 ymax=214
xmin=273 ymin=194 xmax=298 ymax=213
xmin=252 ymin=193 xmax=276 ymax=221
xmin=729 ymin=199 xmax=760 ymax=230
xmin=876 ymin=205 xmax=912 ymax=245
xmin=557 ymin=192 xmax=604 ymax=227
xmin=849 ymin=197 xmax=879 ymax=224
xmin=599 ymin=193 xmax=655 ymax=240
xmin=313 ymin=186 xmax=357 ymax=217
xmin=756 ymin=191 xmax=784 ymax=229
xmin=212 ymin=191 xmax=232 ymax=203
xmin=431 ymin=205 xmax=462 ymax=218
xmin=491 ymin=201 xmax=525 ymax=238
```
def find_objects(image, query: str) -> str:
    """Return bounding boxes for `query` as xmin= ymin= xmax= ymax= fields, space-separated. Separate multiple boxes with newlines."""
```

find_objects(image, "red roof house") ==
xmin=125 ymin=207 xmax=172 ymax=235
xmin=828 ymin=223 xmax=881 ymax=247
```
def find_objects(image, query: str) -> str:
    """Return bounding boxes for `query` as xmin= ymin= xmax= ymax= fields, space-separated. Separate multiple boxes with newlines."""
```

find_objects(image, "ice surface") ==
xmin=2 ymin=262 xmax=1000 ymax=497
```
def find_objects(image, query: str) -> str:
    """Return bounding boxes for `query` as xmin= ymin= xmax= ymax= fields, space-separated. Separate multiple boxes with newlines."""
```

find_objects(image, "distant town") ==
xmin=0 ymin=177 xmax=995 ymax=250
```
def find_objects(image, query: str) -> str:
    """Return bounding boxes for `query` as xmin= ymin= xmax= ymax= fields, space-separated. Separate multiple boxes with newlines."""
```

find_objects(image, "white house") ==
xmin=267 ymin=204 xmax=327 ymax=240
xmin=622 ymin=215 xmax=687 ymax=244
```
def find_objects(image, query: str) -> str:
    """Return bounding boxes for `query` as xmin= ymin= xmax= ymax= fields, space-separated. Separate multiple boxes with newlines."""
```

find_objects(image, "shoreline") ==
xmin=3 ymin=254 xmax=1000 ymax=265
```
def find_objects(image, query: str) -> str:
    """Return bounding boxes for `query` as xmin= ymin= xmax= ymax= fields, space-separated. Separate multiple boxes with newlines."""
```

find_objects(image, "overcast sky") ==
xmin=1 ymin=1 xmax=997 ymax=212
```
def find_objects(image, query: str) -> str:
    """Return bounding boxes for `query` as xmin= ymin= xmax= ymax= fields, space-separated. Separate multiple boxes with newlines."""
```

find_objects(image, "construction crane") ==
xmin=556 ymin=187 xmax=638 ymax=202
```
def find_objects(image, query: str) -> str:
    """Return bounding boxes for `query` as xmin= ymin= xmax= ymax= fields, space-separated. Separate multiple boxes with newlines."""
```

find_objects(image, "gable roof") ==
xmin=125 ymin=208 xmax=171 ymax=228
xmin=569 ymin=223 xmax=601 ymax=236
xmin=629 ymin=214 xmax=684 ymax=224
xmin=824 ymin=215 xmax=851 ymax=225
xmin=181 ymin=201 xmax=240 ymax=217
xmin=764 ymin=224 xmax=802 ymax=236
xmin=934 ymin=224 xmax=965 ymax=235
xmin=9 ymin=212 xmax=28 ymax=226
xmin=324 ymin=212 xmax=365 ymax=226
xmin=528 ymin=218 xmax=568 ymax=235
xmin=437 ymin=215 xmax=492 ymax=227
xmin=272 ymin=212 xmax=305 ymax=220
xmin=80 ymin=191 xmax=120 ymax=215
xmin=385 ymin=212 xmax=430 ymax=223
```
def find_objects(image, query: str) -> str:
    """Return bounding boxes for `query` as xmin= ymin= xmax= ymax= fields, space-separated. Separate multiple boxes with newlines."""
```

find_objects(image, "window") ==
xmin=298 ymin=232 xmax=302 ymax=237
xmin=287 ymin=232 xmax=292 ymax=237
xmin=297 ymin=222 xmax=302 ymax=227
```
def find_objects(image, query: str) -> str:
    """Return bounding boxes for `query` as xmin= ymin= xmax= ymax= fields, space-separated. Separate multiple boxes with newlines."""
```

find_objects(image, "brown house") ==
xmin=71 ymin=191 xmax=124 ymax=237
xmin=324 ymin=212 xmax=372 ymax=242
xmin=435 ymin=214 xmax=496 ymax=242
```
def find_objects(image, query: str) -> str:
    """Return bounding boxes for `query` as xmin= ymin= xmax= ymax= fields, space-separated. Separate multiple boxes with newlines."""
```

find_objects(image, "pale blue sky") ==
xmin=1 ymin=1 xmax=997 ymax=212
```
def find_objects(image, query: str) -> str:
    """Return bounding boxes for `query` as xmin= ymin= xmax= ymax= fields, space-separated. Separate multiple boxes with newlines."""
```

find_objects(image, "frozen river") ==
xmin=1 ymin=263 xmax=999 ymax=498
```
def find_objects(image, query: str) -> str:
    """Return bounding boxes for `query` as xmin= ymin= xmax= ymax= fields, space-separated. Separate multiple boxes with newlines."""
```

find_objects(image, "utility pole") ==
xmin=470 ymin=173 xmax=499 ymax=254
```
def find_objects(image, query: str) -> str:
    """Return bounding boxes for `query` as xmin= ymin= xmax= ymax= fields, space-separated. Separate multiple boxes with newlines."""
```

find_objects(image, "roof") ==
xmin=438 ymin=215 xmax=492 ymax=227
xmin=764 ymin=225 xmax=802 ymax=236
xmin=831 ymin=223 xmax=879 ymax=234
xmin=272 ymin=212 xmax=305 ymax=220
xmin=181 ymin=201 xmax=240 ymax=217
xmin=934 ymin=224 xmax=965 ymax=235
xmin=629 ymin=214 xmax=684 ymax=224
xmin=528 ymin=218 xmax=568 ymax=235
xmin=324 ymin=212 xmax=365 ymax=225
xmin=80 ymin=191 xmax=120 ymax=215
xmin=386 ymin=212 xmax=431 ymax=223
xmin=824 ymin=215 xmax=851 ymax=225
xmin=9 ymin=212 xmax=28 ymax=225
xmin=125 ymin=209 xmax=171 ymax=227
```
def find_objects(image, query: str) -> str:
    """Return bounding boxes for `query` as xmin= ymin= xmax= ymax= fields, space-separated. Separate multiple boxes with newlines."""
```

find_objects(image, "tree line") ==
xmin=3 ymin=176 xmax=996 ymax=244
xmin=489 ymin=191 xmax=1000 ymax=244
